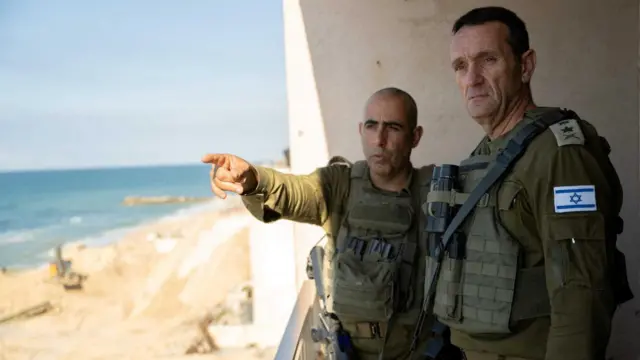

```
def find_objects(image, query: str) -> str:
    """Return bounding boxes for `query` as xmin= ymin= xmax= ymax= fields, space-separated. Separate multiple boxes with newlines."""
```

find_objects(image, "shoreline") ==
xmin=0 ymin=194 xmax=242 ymax=272
xmin=0 ymin=194 xmax=275 ymax=359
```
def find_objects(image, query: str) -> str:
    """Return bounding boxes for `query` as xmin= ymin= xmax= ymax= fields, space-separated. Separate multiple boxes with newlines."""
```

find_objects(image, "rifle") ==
xmin=308 ymin=245 xmax=358 ymax=360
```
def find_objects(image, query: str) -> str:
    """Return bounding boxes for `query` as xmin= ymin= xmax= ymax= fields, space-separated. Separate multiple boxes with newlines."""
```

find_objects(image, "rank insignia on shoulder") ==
xmin=553 ymin=185 xmax=596 ymax=213
xmin=549 ymin=119 xmax=585 ymax=146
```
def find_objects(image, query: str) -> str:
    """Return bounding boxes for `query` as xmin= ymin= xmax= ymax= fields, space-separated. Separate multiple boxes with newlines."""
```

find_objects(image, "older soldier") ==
xmin=202 ymin=87 xmax=462 ymax=359
xmin=411 ymin=6 xmax=633 ymax=360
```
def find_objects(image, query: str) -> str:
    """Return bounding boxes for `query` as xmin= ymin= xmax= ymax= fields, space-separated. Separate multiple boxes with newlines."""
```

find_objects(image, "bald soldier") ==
xmin=202 ymin=88 xmax=463 ymax=359
xmin=410 ymin=6 xmax=633 ymax=360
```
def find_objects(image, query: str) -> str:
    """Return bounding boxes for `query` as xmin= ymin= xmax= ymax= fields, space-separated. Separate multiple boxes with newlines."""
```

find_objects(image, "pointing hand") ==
xmin=201 ymin=153 xmax=258 ymax=199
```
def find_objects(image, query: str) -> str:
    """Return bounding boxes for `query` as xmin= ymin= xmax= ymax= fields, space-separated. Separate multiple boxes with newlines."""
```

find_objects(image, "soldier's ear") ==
xmin=520 ymin=49 xmax=536 ymax=84
xmin=412 ymin=125 xmax=423 ymax=148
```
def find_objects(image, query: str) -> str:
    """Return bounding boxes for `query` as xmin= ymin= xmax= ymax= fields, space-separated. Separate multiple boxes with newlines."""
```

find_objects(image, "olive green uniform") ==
xmin=430 ymin=107 xmax=622 ymax=360
xmin=241 ymin=162 xmax=438 ymax=359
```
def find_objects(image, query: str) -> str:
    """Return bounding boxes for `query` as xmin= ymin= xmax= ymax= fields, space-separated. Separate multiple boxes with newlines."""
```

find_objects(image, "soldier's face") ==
xmin=360 ymin=95 xmax=419 ymax=177
xmin=450 ymin=22 xmax=522 ymax=127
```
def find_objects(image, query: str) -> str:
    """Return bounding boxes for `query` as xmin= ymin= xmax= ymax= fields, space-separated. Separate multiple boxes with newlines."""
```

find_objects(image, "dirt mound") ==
xmin=0 ymin=206 xmax=268 ymax=359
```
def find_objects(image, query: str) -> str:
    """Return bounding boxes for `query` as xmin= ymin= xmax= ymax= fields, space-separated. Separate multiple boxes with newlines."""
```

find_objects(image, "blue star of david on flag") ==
xmin=553 ymin=185 xmax=597 ymax=213
xmin=569 ymin=193 xmax=582 ymax=204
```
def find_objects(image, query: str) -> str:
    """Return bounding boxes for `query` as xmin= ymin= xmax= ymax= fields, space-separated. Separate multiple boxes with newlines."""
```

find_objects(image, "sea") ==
xmin=0 ymin=164 xmax=225 ymax=269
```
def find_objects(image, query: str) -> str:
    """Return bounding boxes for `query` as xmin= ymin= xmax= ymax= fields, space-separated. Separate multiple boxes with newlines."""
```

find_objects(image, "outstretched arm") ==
xmin=201 ymin=152 xmax=349 ymax=227
xmin=241 ymin=165 xmax=348 ymax=226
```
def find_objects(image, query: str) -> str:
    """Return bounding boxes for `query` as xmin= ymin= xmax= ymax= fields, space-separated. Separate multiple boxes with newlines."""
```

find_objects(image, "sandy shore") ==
xmin=0 ymin=199 xmax=276 ymax=360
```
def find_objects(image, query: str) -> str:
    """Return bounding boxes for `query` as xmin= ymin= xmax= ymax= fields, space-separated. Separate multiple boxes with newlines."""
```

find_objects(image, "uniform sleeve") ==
xmin=240 ymin=165 xmax=348 ymax=227
xmin=533 ymin=144 xmax=617 ymax=360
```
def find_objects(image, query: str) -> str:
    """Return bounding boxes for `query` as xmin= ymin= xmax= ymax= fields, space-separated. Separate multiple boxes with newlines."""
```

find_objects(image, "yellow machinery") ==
xmin=49 ymin=245 xmax=84 ymax=290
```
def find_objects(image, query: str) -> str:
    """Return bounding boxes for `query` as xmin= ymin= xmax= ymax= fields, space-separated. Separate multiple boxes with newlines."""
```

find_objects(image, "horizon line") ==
xmin=0 ymin=162 xmax=201 ymax=174
xmin=0 ymin=158 xmax=280 ymax=174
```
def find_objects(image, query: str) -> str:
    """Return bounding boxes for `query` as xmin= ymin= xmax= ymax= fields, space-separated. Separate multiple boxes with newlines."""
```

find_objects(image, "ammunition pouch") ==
xmin=332 ymin=238 xmax=417 ymax=322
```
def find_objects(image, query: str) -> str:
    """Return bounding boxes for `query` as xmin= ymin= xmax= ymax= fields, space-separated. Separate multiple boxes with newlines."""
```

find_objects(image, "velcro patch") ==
xmin=549 ymin=119 xmax=585 ymax=146
xmin=553 ymin=185 xmax=596 ymax=213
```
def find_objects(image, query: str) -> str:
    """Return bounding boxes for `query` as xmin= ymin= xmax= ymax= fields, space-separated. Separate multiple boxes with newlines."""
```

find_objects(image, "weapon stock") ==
xmin=309 ymin=246 xmax=357 ymax=360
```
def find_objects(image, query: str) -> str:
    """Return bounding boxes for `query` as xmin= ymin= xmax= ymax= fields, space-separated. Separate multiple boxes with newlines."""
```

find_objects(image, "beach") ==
xmin=0 ymin=196 xmax=277 ymax=360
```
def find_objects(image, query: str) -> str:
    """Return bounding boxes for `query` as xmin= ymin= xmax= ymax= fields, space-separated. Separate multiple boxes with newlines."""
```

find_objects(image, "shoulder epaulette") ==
xmin=548 ymin=118 xmax=585 ymax=147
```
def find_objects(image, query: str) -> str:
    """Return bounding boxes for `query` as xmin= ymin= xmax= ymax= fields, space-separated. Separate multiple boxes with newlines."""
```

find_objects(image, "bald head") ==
xmin=360 ymin=87 xmax=423 ymax=181
xmin=365 ymin=87 xmax=418 ymax=130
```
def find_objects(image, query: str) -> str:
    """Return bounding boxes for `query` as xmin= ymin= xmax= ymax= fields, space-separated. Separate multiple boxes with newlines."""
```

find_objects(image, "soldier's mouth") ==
xmin=370 ymin=154 xmax=389 ymax=162
xmin=468 ymin=94 xmax=488 ymax=101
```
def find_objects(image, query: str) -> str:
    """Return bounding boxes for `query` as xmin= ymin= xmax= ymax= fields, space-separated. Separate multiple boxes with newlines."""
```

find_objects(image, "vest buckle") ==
xmin=355 ymin=321 xmax=386 ymax=338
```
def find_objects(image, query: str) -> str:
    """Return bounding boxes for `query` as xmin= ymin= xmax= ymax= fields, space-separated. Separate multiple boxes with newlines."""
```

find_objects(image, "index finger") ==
xmin=201 ymin=153 xmax=225 ymax=165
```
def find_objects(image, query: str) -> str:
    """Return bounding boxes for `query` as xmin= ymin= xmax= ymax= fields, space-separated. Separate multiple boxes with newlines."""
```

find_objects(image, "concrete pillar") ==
xmin=283 ymin=0 xmax=640 ymax=358
xmin=283 ymin=0 xmax=330 ymax=174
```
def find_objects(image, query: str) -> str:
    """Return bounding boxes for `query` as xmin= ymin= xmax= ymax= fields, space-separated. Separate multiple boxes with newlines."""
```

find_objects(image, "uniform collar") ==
xmin=484 ymin=109 xmax=540 ymax=154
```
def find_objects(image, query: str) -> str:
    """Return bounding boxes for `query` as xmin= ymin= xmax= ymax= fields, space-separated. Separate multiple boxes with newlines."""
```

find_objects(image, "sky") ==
xmin=0 ymin=0 xmax=289 ymax=171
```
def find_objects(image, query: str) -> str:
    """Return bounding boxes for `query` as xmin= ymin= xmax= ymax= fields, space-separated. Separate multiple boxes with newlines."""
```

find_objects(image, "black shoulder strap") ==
xmin=433 ymin=108 xmax=575 ymax=258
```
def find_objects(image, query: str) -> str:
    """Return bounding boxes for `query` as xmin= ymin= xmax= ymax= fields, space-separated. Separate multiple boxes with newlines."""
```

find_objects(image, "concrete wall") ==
xmin=247 ymin=166 xmax=299 ymax=346
xmin=208 ymin=198 xmax=299 ymax=348
xmin=283 ymin=0 xmax=640 ymax=359
xmin=248 ymin=217 xmax=298 ymax=346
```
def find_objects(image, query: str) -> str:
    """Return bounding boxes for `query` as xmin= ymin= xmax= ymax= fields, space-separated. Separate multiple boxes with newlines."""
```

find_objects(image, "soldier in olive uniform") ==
xmin=202 ymin=88 xmax=461 ymax=359
xmin=417 ymin=6 xmax=632 ymax=360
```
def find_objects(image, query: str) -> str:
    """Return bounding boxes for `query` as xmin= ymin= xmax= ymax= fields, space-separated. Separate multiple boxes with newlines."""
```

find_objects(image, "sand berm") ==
xmin=0 ymin=196 xmax=277 ymax=360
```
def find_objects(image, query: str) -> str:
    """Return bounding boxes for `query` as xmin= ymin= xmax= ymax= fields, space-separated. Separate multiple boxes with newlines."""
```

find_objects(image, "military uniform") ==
xmin=425 ymin=107 xmax=627 ymax=360
xmin=241 ymin=161 xmax=443 ymax=359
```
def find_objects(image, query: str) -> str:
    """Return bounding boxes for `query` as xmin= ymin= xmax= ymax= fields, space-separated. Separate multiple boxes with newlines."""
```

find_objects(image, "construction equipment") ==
xmin=48 ymin=244 xmax=85 ymax=290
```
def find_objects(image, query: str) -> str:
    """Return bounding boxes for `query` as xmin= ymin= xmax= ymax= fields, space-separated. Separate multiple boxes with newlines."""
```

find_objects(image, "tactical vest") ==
xmin=423 ymin=107 xmax=633 ymax=336
xmin=329 ymin=161 xmax=432 ymax=327
xmin=427 ymin=150 xmax=544 ymax=335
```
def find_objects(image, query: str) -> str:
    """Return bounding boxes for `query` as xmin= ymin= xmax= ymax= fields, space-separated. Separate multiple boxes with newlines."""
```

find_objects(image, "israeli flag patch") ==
xmin=553 ymin=185 xmax=597 ymax=213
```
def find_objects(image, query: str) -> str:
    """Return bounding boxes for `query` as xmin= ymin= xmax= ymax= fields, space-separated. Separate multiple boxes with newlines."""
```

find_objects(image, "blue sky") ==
xmin=0 ymin=0 xmax=288 ymax=171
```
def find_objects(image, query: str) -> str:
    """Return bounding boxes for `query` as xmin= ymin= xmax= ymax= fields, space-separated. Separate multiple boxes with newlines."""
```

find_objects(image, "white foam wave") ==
xmin=1 ymin=197 xmax=234 ymax=269
xmin=69 ymin=216 xmax=83 ymax=224
xmin=0 ymin=224 xmax=61 ymax=245
xmin=37 ymin=198 xmax=227 ymax=252
xmin=0 ymin=231 xmax=36 ymax=244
